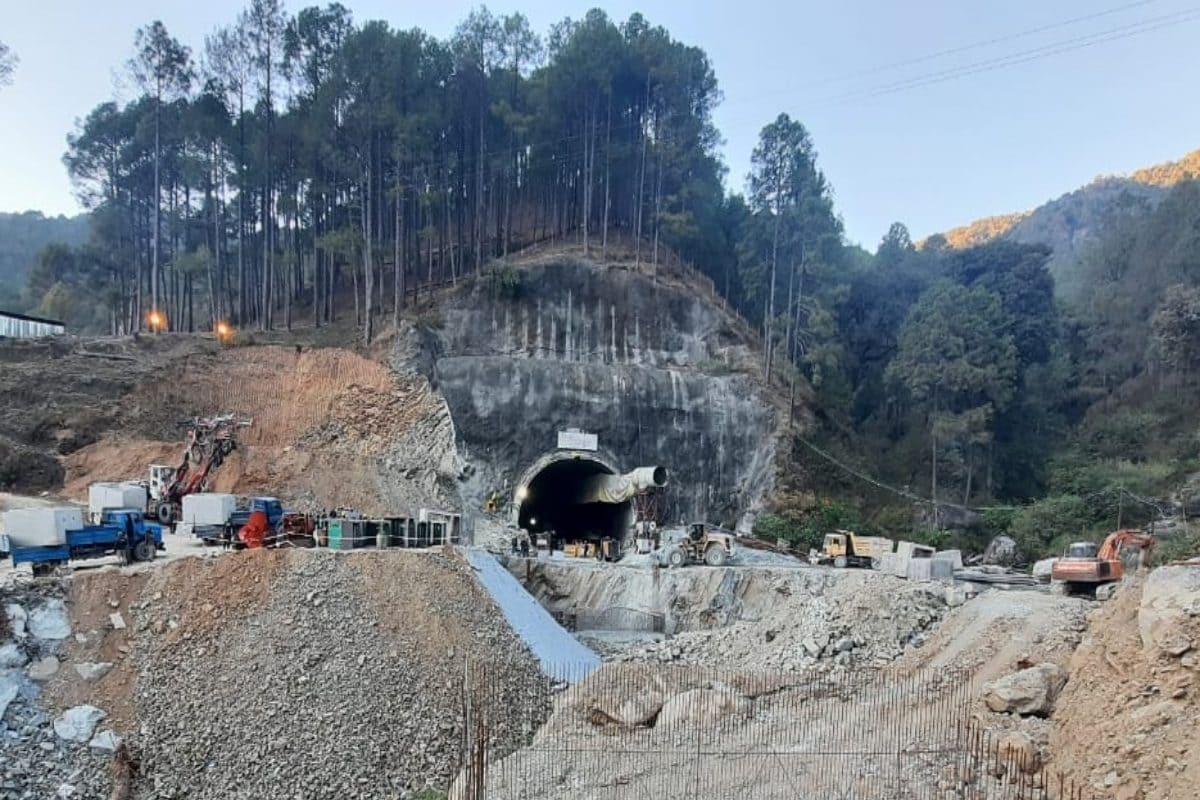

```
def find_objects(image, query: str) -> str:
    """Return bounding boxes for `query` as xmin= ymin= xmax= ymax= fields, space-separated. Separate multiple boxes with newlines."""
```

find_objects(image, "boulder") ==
xmin=4 ymin=603 xmax=27 ymax=637
xmin=0 ymin=672 xmax=19 ymax=720
xmin=88 ymin=729 xmax=122 ymax=753
xmin=591 ymin=688 xmax=664 ymax=727
xmin=944 ymin=585 xmax=970 ymax=608
xmin=982 ymin=536 xmax=1020 ymax=567
xmin=656 ymin=687 xmax=750 ymax=727
xmin=0 ymin=642 xmax=27 ymax=669
xmin=28 ymin=599 xmax=70 ymax=640
xmin=53 ymin=704 xmax=107 ymax=743
xmin=73 ymin=662 xmax=114 ymax=682
xmin=983 ymin=663 xmax=1067 ymax=716
xmin=27 ymin=655 xmax=59 ymax=681
xmin=996 ymin=731 xmax=1040 ymax=775
xmin=1032 ymin=558 xmax=1057 ymax=581
xmin=1139 ymin=566 xmax=1200 ymax=656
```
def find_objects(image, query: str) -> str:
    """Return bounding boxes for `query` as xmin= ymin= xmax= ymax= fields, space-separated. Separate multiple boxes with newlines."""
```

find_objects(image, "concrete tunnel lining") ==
xmin=513 ymin=452 xmax=634 ymax=542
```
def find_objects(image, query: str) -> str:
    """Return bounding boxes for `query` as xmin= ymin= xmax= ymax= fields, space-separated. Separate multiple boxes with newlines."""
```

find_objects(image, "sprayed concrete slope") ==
xmin=465 ymin=549 xmax=600 ymax=676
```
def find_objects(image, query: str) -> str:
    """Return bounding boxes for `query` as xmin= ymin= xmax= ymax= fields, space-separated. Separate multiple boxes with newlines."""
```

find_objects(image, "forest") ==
xmin=5 ymin=3 xmax=1200 ymax=559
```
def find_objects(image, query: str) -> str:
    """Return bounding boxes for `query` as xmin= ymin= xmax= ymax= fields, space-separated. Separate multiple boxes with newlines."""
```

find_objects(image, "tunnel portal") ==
xmin=515 ymin=455 xmax=633 ymax=542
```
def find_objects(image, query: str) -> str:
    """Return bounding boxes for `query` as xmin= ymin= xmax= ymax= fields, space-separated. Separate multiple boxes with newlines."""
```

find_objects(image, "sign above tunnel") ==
xmin=557 ymin=429 xmax=598 ymax=451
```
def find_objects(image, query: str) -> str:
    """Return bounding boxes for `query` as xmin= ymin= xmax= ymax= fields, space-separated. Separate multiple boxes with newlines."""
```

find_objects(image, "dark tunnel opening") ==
xmin=516 ymin=458 xmax=632 ymax=542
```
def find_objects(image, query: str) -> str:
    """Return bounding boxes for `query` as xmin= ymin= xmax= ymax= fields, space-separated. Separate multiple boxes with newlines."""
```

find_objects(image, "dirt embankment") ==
xmin=58 ymin=345 xmax=457 ymax=514
xmin=1049 ymin=567 xmax=1200 ymax=800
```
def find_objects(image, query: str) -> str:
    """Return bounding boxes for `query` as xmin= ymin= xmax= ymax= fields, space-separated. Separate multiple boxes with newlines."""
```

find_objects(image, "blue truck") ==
xmin=9 ymin=509 xmax=164 ymax=576
xmin=187 ymin=497 xmax=285 ymax=545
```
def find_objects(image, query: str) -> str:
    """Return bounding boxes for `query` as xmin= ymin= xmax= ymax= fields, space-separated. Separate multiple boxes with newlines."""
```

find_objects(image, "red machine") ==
xmin=237 ymin=510 xmax=270 ymax=549
xmin=1051 ymin=529 xmax=1156 ymax=593
xmin=153 ymin=415 xmax=252 ymax=525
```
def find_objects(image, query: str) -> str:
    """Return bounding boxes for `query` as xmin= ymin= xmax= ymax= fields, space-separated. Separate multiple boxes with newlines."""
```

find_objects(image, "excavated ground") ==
xmin=0 ymin=335 xmax=458 ymax=515
xmin=1 ymin=549 xmax=548 ymax=799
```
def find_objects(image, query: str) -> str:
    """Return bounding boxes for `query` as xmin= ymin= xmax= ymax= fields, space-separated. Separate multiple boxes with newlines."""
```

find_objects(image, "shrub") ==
xmin=1008 ymin=495 xmax=1091 ymax=560
xmin=415 ymin=311 xmax=445 ymax=331
xmin=496 ymin=264 xmax=523 ymax=299
xmin=753 ymin=498 xmax=861 ymax=554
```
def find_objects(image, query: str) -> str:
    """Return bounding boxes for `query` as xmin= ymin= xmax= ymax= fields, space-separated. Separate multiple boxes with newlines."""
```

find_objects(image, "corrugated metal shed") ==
xmin=0 ymin=310 xmax=65 ymax=338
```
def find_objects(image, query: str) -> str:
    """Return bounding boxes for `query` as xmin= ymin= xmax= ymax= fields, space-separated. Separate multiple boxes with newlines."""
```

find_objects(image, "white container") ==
xmin=181 ymin=493 xmax=236 ymax=526
xmin=2 ymin=507 xmax=85 ymax=548
xmin=88 ymin=483 xmax=148 ymax=517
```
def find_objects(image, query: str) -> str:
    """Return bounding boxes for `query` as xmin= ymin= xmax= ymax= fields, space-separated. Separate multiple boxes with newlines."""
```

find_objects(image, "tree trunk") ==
xmin=602 ymin=93 xmax=611 ymax=262
xmin=765 ymin=208 xmax=780 ymax=382
xmin=400 ymin=170 xmax=410 ymax=331
xmin=361 ymin=167 xmax=374 ymax=343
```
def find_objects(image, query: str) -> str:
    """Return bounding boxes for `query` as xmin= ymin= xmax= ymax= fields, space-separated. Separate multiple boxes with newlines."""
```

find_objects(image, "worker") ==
xmin=484 ymin=491 xmax=499 ymax=514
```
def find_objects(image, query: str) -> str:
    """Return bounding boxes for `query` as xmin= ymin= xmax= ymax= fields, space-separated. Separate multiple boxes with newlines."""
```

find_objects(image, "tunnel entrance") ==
xmin=515 ymin=456 xmax=632 ymax=543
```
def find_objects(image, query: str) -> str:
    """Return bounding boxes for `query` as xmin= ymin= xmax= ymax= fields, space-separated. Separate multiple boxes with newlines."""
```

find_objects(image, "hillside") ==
xmin=0 ymin=211 xmax=89 ymax=307
xmin=938 ymin=148 xmax=1200 ymax=290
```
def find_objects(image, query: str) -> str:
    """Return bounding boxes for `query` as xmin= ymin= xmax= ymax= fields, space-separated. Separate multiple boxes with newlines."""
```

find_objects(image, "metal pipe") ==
xmin=577 ymin=466 xmax=668 ymax=504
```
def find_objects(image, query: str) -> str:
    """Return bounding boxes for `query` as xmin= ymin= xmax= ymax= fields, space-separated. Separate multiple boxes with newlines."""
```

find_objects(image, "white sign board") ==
xmin=557 ymin=430 xmax=598 ymax=451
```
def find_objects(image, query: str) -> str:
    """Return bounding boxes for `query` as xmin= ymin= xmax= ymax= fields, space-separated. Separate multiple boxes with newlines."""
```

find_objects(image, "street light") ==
xmin=146 ymin=309 xmax=166 ymax=332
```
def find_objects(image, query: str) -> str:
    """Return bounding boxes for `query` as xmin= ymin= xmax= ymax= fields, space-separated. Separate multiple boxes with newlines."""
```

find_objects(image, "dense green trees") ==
xmin=46 ymin=5 xmax=744 ymax=342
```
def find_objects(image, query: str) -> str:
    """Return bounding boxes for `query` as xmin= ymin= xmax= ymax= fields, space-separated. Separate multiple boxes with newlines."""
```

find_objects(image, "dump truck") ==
xmin=661 ymin=523 xmax=735 ymax=567
xmin=6 ymin=508 xmax=163 ymax=576
xmin=817 ymin=530 xmax=895 ymax=569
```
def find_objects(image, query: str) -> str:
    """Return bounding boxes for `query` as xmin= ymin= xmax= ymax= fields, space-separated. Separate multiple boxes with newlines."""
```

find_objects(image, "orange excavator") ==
xmin=1051 ymin=529 xmax=1155 ymax=595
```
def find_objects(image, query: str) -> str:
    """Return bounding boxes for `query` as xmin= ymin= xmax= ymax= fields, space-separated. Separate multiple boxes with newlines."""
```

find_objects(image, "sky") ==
xmin=1 ymin=0 xmax=1198 ymax=247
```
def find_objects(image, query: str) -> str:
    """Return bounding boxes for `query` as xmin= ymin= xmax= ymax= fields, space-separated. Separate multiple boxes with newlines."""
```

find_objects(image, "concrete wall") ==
xmin=395 ymin=259 xmax=781 ymax=532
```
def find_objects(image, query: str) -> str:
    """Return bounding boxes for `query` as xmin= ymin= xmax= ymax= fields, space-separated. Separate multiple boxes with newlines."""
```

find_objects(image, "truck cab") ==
xmin=819 ymin=529 xmax=894 ymax=569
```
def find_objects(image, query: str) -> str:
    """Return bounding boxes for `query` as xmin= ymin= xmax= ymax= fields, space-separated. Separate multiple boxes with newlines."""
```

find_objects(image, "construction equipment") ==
xmin=661 ymin=523 xmax=735 ymax=568
xmin=7 ymin=509 xmax=163 ymax=576
xmin=150 ymin=414 xmax=252 ymax=526
xmin=1051 ymin=529 xmax=1155 ymax=595
xmin=817 ymin=530 xmax=895 ymax=569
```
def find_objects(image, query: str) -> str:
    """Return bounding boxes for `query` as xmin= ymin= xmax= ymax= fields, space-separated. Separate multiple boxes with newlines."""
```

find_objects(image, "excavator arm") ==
xmin=1096 ymin=529 xmax=1156 ymax=561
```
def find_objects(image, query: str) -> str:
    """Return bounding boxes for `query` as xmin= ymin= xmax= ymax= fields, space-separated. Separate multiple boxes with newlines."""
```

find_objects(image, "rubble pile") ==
xmin=612 ymin=571 xmax=951 ymax=671
xmin=130 ymin=549 xmax=544 ymax=799
xmin=0 ymin=582 xmax=115 ymax=800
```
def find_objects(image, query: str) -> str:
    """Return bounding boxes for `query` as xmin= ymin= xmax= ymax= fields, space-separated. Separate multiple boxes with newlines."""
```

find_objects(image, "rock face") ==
xmin=399 ymin=259 xmax=780 ymax=531
xmin=1138 ymin=565 xmax=1200 ymax=656
xmin=983 ymin=663 xmax=1067 ymax=716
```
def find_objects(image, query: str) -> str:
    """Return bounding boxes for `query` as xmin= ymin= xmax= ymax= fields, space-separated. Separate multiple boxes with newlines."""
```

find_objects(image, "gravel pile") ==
xmin=130 ymin=549 xmax=545 ymax=799
xmin=612 ymin=571 xmax=952 ymax=672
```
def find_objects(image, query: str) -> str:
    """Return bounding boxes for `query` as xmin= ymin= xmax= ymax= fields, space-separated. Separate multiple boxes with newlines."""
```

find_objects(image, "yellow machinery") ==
xmin=820 ymin=530 xmax=894 ymax=569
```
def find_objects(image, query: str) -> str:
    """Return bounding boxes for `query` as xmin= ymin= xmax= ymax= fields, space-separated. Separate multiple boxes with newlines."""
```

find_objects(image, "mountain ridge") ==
xmin=934 ymin=148 xmax=1200 ymax=287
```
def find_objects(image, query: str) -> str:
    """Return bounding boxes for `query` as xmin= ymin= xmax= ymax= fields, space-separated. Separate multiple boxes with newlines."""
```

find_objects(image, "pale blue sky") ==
xmin=1 ymin=0 xmax=1198 ymax=247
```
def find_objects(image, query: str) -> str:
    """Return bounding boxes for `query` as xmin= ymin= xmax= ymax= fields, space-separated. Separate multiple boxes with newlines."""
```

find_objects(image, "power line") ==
xmin=769 ymin=0 xmax=1160 ymax=90
xmin=819 ymin=6 xmax=1200 ymax=106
